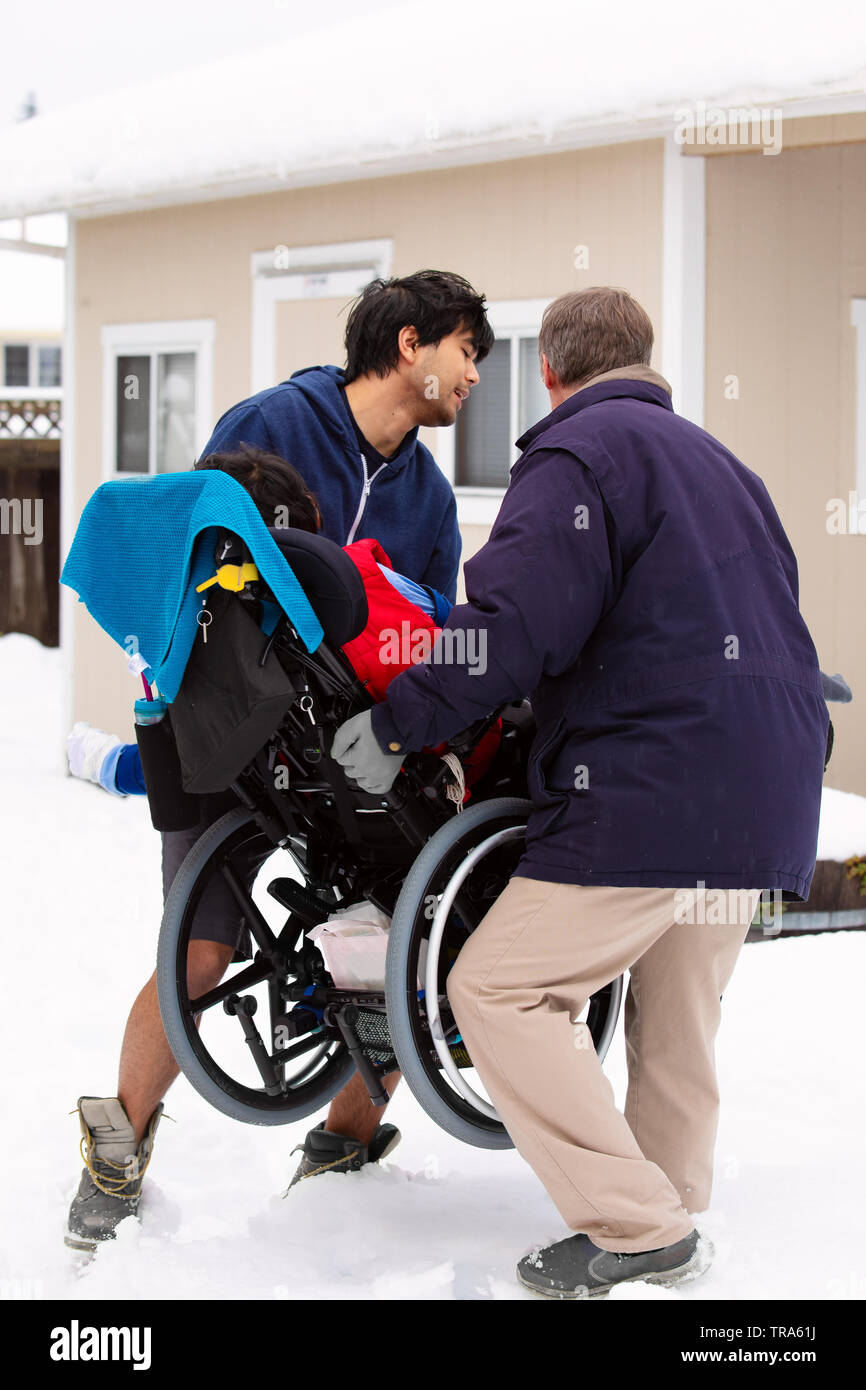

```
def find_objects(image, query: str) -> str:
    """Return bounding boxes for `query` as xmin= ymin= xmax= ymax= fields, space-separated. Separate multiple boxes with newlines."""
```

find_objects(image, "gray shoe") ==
xmin=517 ymin=1227 xmax=710 ymax=1299
xmin=65 ymin=1097 xmax=163 ymax=1253
xmin=285 ymin=1121 xmax=401 ymax=1192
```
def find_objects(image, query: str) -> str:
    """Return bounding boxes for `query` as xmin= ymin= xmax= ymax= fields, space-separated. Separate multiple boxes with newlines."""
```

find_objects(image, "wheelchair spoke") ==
xmin=272 ymin=1030 xmax=328 ymax=1066
xmin=218 ymin=859 xmax=279 ymax=955
xmin=188 ymin=956 xmax=274 ymax=1015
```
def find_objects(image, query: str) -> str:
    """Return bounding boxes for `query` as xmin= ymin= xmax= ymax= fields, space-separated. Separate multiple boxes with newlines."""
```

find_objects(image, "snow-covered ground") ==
xmin=1 ymin=632 xmax=864 ymax=1302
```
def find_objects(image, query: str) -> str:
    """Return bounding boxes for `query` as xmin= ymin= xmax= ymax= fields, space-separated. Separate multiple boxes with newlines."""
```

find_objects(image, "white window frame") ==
xmin=250 ymin=238 xmax=393 ymax=393
xmin=851 ymin=299 xmax=866 ymax=521
xmin=0 ymin=338 xmax=63 ymax=394
xmin=433 ymin=298 xmax=552 ymax=527
xmin=101 ymin=319 xmax=215 ymax=481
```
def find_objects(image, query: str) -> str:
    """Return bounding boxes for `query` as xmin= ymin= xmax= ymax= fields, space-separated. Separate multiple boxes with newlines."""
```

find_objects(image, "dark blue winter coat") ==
xmin=371 ymin=374 xmax=829 ymax=897
xmin=201 ymin=365 xmax=461 ymax=603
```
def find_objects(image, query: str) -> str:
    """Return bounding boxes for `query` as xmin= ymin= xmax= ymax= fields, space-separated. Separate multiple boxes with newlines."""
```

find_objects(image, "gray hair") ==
xmin=538 ymin=287 xmax=654 ymax=389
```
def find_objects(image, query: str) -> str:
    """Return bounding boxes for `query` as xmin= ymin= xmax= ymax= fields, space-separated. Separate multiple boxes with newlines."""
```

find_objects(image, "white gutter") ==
xmin=0 ymin=236 xmax=65 ymax=258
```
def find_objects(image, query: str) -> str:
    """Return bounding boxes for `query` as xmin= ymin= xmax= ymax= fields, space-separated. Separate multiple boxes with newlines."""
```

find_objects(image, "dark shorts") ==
xmin=161 ymin=806 xmax=272 ymax=961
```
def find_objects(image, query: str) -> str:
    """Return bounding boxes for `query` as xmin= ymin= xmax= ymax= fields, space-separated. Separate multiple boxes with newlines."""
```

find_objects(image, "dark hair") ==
xmin=194 ymin=444 xmax=320 ymax=532
xmin=343 ymin=269 xmax=495 ymax=382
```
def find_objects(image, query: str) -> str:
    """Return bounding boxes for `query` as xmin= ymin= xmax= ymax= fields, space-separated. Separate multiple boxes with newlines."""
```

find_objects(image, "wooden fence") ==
xmin=0 ymin=438 xmax=60 ymax=647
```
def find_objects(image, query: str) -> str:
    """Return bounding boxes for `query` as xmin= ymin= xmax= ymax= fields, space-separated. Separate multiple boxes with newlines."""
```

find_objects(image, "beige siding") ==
xmin=682 ymin=110 xmax=866 ymax=157
xmin=71 ymin=140 xmax=664 ymax=735
xmin=705 ymin=141 xmax=866 ymax=793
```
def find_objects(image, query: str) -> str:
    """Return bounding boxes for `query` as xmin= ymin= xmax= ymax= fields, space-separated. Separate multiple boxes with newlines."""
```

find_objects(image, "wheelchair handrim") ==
xmin=425 ymin=824 xmax=527 ymax=1119
xmin=156 ymin=806 xmax=356 ymax=1126
xmin=386 ymin=799 xmax=530 ymax=1147
xmin=386 ymin=796 xmax=624 ymax=1149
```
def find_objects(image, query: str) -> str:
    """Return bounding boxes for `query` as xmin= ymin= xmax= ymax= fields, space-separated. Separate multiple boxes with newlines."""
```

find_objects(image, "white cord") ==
xmin=440 ymin=752 xmax=465 ymax=812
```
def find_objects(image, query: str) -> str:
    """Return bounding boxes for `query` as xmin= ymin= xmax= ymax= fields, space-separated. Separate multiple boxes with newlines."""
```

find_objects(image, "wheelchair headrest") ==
xmin=210 ymin=527 xmax=369 ymax=647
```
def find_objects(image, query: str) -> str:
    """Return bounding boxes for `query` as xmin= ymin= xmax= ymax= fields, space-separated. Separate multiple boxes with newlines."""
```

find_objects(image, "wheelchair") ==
xmin=153 ymin=525 xmax=624 ymax=1150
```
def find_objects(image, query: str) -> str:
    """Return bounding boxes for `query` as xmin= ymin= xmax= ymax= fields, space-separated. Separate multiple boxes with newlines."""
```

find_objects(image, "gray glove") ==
xmin=330 ymin=709 xmax=406 ymax=794
xmin=820 ymin=670 xmax=853 ymax=703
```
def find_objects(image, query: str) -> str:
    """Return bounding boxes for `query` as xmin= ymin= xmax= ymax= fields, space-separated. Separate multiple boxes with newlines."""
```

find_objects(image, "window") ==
xmin=38 ymin=345 xmax=62 ymax=389
xmin=3 ymin=345 xmax=29 ymax=388
xmin=114 ymin=350 xmax=196 ymax=473
xmin=455 ymin=332 xmax=549 ymax=486
xmin=433 ymin=299 xmax=551 ymax=526
xmin=102 ymin=322 xmax=214 ymax=478
xmin=2 ymin=341 xmax=62 ymax=390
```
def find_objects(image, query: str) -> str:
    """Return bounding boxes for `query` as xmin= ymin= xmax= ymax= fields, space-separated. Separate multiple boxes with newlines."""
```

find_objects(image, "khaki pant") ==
xmin=446 ymin=876 xmax=759 ymax=1253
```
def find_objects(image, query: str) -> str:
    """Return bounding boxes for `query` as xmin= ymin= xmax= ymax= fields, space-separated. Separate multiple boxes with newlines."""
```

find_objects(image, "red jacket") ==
xmin=340 ymin=538 xmax=500 ymax=800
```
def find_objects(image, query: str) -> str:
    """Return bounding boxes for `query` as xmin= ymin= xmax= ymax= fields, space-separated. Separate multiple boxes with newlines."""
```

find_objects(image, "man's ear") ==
xmin=541 ymin=352 xmax=556 ymax=392
xmin=397 ymin=323 xmax=421 ymax=365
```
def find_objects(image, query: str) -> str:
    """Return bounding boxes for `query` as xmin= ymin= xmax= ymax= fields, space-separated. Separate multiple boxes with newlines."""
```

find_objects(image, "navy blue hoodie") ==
xmin=200 ymin=365 xmax=461 ymax=603
xmin=371 ymin=372 xmax=828 ymax=898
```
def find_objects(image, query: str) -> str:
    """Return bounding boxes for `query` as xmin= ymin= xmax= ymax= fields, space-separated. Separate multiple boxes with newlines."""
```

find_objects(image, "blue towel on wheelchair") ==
xmin=60 ymin=470 xmax=324 ymax=701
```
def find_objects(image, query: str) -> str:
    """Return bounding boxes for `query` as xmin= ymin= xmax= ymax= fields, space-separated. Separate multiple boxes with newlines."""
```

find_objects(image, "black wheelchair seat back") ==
xmin=162 ymin=526 xmax=372 ymax=798
xmin=211 ymin=525 xmax=369 ymax=647
xmin=264 ymin=527 xmax=369 ymax=649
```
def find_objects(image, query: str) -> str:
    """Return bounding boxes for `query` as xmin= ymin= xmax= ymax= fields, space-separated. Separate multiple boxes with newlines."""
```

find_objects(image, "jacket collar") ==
xmin=286 ymin=364 xmax=419 ymax=474
xmin=516 ymin=364 xmax=674 ymax=451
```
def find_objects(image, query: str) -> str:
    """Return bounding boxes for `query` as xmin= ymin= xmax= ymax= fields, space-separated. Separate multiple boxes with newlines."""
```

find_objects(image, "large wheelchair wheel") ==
xmin=385 ymin=797 xmax=624 ymax=1149
xmin=156 ymin=806 xmax=356 ymax=1126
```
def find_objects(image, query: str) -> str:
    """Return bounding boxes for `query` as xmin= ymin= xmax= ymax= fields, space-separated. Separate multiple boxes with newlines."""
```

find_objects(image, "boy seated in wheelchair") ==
xmin=67 ymin=444 xmax=502 ymax=802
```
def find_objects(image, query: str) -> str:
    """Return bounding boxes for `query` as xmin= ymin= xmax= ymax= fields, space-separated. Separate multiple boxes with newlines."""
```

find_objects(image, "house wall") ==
xmin=704 ymin=139 xmax=866 ymax=793
xmin=70 ymin=139 xmax=665 ymax=736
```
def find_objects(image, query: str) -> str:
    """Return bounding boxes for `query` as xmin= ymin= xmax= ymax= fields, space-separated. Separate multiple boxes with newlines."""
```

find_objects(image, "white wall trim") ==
xmin=100 ymin=319 xmax=215 ymax=480
xmin=59 ymin=216 xmax=76 ymax=759
xmin=851 ymin=298 xmax=866 ymax=508
xmin=487 ymin=298 xmax=552 ymax=333
xmin=0 ymin=387 xmax=65 ymax=401
xmin=250 ymin=237 xmax=393 ymax=393
xmin=661 ymin=133 xmax=706 ymax=427
xmin=0 ymin=236 xmax=65 ymax=258
xmin=454 ymin=489 xmax=507 ymax=527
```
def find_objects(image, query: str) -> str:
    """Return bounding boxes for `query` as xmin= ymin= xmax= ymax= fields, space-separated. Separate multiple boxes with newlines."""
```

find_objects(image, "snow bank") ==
xmin=817 ymin=787 xmax=866 ymax=861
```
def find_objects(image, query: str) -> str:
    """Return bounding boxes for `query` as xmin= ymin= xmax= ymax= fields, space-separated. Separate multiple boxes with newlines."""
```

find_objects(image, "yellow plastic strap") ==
xmin=196 ymin=562 xmax=259 ymax=594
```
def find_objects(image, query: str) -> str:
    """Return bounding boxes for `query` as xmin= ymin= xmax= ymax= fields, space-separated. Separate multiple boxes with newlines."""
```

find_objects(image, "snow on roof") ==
xmin=0 ymin=249 xmax=64 ymax=334
xmin=2 ymin=0 xmax=866 ymax=219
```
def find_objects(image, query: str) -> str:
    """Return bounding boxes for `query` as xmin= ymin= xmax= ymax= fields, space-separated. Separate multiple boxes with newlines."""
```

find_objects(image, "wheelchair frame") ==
xmin=155 ymin=531 xmax=624 ymax=1149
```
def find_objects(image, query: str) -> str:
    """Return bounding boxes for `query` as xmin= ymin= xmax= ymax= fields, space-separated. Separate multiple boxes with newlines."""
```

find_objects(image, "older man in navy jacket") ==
xmin=332 ymin=286 xmax=829 ymax=1298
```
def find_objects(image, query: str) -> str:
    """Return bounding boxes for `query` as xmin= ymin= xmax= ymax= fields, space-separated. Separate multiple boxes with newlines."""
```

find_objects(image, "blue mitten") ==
xmin=66 ymin=722 xmax=125 ymax=796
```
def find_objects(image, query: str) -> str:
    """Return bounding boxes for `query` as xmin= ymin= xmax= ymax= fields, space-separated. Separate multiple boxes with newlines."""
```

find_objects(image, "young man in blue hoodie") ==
xmin=66 ymin=270 xmax=494 ymax=1252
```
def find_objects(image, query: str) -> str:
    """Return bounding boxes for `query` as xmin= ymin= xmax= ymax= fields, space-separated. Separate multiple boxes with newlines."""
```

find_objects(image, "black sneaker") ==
xmin=285 ymin=1121 xmax=401 ymax=1191
xmin=517 ymin=1228 xmax=710 ymax=1299
xmin=65 ymin=1097 xmax=163 ymax=1253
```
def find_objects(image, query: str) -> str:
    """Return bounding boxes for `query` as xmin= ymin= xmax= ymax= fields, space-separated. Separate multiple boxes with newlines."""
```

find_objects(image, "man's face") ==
xmin=406 ymin=323 xmax=481 ymax=426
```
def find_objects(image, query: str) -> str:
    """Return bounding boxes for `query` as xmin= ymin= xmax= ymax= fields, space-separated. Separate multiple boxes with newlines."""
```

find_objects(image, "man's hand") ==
xmin=330 ymin=709 xmax=405 ymax=795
